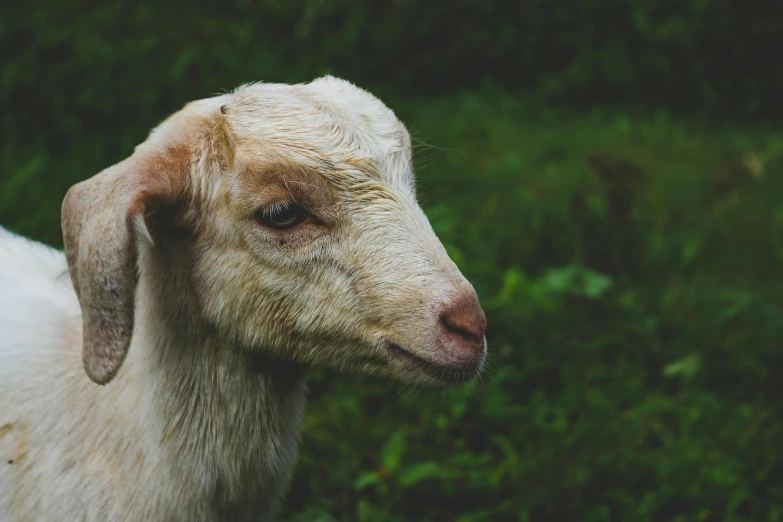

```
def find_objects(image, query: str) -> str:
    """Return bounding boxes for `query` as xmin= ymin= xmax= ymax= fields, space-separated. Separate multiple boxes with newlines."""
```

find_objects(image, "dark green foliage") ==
xmin=279 ymin=95 xmax=783 ymax=521
xmin=2 ymin=2 xmax=783 ymax=521
xmin=2 ymin=0 xmax=783 ymax=134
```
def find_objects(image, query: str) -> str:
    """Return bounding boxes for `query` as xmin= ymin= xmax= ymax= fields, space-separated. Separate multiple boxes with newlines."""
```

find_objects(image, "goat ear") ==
xmin=62 ymin=144 xmax=189 ymax=385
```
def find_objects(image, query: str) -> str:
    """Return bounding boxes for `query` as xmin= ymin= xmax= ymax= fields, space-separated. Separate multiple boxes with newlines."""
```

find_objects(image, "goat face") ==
xmin=62 ymin=76 xmax=486 ymax=387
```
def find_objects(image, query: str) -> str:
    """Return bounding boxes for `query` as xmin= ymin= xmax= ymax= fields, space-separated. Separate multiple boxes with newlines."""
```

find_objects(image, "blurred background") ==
xmin=2 ymin=2 xmax=783 ymax=521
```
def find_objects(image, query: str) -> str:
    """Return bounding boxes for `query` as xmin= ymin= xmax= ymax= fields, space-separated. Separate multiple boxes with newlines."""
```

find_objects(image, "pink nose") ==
xmin=439 ymin=292 xmax=487 ymax=362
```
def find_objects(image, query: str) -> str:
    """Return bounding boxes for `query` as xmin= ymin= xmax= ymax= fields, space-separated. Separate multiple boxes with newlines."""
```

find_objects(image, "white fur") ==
xmin=0 ymin=76 xmax=486 ymax=521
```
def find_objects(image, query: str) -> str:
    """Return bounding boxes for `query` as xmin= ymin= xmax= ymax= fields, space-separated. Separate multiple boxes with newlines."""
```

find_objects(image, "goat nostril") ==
xmin=439 ymin=298 xmax=487 ymax=349
xmin=441 ymin=319 xmax=484 ymax=345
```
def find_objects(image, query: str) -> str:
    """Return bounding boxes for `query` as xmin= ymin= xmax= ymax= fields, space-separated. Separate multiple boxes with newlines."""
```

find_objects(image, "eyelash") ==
xmin=254 ymin=200 xmax=309 ymax=231
xmin=256 ymin=200 xmax=293 ymax=220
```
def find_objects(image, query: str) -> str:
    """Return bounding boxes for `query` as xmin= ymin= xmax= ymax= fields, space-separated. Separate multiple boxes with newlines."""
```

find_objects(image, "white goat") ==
xmin=0 ymin=76 xmax=487 ymax=521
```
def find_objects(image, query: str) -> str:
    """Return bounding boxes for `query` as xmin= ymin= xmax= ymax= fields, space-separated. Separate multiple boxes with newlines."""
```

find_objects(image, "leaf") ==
xmin=581 ymin=270 xmax=613 ymax=299
xmin=353 ymin=471 xmax=380 ymax=490
xmin=663 ymin=354 xmax=701 ymax=379
xmin=492 ymin=436 xmax=521 ymax=479
xmin=537 ymin=265 xmax=613 ymax=299
xmin=397 ymin=461 xmax=443 ymax=487
xmin=451 ymin=398 xmax=467 ymax=419
xmin=357 ymin=500 xmax=385 ymax=522
xmin=380 ymin=430 xmax=407 ymax=472
xmin=541 ymin=265 xmax=577 ymax=293
xmin=486 ymin=267 xmax=526 ymax=308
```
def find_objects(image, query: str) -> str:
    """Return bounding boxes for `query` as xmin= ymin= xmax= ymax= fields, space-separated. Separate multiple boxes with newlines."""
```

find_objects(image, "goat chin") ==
xmin=0 ymin=75 xmax=486 ymax=522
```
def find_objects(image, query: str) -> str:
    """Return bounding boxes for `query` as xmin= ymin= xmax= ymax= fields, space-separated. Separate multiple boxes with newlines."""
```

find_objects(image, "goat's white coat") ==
xmin=0 ymin=226 xmax=306 ymax=521
xmin=0 ymin=76 xmax=485 ymax=521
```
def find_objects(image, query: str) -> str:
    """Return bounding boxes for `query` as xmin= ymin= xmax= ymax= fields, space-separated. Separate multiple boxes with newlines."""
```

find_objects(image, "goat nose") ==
xmin=439 ymin=292 xmax=487 ymax=356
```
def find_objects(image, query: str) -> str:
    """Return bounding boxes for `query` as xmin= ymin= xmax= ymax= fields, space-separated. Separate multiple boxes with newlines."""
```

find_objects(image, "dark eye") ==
xmin=255 ymin=202 xmax=308 ymax=231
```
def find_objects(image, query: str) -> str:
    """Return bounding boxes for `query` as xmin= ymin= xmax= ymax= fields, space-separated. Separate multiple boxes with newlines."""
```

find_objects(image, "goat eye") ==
xmin=255 ymin=203 xmax=308 ymax=231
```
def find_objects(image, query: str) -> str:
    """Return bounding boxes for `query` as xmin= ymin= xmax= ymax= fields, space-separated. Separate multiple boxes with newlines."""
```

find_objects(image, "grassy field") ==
xmin=3 ymin=88 xmax=783 ymax=521
xmin=282 ymin=90 xmax=783 ymax=521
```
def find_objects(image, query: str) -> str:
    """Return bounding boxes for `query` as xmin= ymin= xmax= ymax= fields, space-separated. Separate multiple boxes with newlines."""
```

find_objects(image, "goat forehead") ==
xmin=230 ymin=79 xmax=413 ymax=190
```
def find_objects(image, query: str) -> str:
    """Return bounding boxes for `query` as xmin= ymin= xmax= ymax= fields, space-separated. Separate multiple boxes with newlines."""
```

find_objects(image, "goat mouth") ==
xmin=384 ymin=342 xmax=480 ymax=385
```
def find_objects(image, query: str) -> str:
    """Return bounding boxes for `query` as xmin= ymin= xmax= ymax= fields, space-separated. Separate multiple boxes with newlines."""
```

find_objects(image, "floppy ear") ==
xmin=62 ymin=144 xmax=190 ymax=385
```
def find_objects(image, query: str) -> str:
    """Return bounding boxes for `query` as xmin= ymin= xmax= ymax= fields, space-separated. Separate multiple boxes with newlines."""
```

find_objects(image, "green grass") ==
xmin=281 ymin=90 xmax=783 ymax=521
xmin=4 ymin=88 xmax=783 ymax=521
